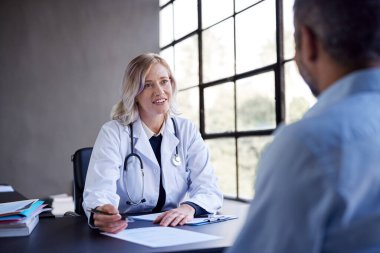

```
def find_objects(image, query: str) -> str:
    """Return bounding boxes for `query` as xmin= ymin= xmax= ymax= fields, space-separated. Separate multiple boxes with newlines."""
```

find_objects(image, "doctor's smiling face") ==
xmin=136 ymin=62 xmax=173 ymax=124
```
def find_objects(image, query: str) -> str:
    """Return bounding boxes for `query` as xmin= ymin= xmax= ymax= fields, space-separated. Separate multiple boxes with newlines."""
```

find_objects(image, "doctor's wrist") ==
xmin=88 ymin=206 xmax=100 ymax=229
xmin=181 ymin=201 xmax=208 ymax=217
xmin=180 ymin=203 xmax=196 ymax=216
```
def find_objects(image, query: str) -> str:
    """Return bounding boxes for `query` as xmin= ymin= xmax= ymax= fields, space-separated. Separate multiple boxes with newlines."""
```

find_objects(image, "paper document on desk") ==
xmin=0 ymin=185 xmax=14 ymax=192
xmin=102 ymin=227 xmax=220 ymax=247
xmin=129 ymin=212 xmax=238 ymax=226
xmin=0 ymin=199 xmax=42 ymax=217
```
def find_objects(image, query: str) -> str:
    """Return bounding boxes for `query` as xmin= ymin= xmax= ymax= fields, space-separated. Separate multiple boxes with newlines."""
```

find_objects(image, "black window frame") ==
xmin=160 ymin=0 xmax=295 ymax=202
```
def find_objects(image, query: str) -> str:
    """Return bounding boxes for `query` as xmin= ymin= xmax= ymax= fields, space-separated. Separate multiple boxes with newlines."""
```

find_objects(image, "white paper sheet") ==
xmin=129 ymin=212 xmax=161 ymax=221
xmin=0 ymin=199 xmax=38 ymax=215
xmin=0 ymin=185 xmax=14 ymax=192
xmin=102 ymin=227 xmax=220 ymax=247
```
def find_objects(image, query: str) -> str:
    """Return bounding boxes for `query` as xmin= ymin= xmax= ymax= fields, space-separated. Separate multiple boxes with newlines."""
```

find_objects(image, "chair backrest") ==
xmin=71 ymin=147 xmax=93 ymax=215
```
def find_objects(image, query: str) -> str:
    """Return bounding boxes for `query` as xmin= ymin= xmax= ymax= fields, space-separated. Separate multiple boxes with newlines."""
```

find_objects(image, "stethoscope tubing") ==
xmin=124 ymin=117 xmax=181 ymax=205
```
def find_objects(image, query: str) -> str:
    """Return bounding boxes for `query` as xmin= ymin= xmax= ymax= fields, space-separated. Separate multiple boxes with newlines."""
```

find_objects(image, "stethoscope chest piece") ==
xmin=172 ymin=154 xmax=182 ymax=167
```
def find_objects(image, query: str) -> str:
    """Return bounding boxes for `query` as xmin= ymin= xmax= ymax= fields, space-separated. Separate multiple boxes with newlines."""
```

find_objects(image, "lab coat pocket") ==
xmin=174 ymin=167 xmax=191 ymax=193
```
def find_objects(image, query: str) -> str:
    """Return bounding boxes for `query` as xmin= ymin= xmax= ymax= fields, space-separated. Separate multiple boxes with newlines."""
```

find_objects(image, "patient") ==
xmin=227 ymin=0 xmax=380 ymax=252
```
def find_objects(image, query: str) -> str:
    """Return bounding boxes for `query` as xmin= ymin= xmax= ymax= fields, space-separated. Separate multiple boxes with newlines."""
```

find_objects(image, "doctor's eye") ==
xmin=144 ymin=83 xmax=153 ymax=89
xmin=160 ymin=78 xmax=170 ymax=86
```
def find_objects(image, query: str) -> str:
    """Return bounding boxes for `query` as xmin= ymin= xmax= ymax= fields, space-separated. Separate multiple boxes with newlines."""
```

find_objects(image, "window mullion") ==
xmin=275 ymin=0 xmax=285 ymax=126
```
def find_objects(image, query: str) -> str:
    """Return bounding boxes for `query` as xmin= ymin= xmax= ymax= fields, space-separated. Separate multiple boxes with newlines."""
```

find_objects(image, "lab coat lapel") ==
xmin=133 ymin=118 xmax=160 ymax=168
xmin=161 ymin=118 xmax=180 ymax=176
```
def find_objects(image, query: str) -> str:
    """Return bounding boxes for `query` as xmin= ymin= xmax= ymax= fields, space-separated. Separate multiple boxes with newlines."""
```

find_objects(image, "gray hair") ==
xmin=294 ymin=0 xmax=380 ymax=68
xmin=111 ymin=53 xmax=178 ymax=125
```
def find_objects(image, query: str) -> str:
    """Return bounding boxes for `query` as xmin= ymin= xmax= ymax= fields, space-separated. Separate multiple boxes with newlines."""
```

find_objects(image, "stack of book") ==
xmin=0 ymin=199 xmax=45 ymax=237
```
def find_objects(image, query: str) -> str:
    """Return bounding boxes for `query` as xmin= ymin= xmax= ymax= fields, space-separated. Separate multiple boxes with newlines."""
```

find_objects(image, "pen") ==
xmin=87 ymin=208 xmax=134 ymax=222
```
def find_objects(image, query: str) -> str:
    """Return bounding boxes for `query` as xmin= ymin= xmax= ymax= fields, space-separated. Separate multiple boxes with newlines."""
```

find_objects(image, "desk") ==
xmin=0 ymin=199 xmax=249 ymax=253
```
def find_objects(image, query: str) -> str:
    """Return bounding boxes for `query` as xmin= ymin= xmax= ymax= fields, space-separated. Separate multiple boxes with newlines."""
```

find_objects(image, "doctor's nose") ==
xmin=153 ymin=84 xmax=164 ymax=95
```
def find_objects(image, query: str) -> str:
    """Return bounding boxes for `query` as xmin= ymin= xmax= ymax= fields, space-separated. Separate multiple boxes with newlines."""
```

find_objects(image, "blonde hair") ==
xmin=111 ymin=53 xmax=178 ymax=125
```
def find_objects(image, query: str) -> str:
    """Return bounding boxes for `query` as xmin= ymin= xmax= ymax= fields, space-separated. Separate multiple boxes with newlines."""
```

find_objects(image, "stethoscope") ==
xmin=124 ymin=117 xmax=181 ymax=205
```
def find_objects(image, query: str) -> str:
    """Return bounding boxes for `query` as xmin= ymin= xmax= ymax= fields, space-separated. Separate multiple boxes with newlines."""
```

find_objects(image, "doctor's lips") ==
xmin=153 ymin=98 xmax=167 ymax=104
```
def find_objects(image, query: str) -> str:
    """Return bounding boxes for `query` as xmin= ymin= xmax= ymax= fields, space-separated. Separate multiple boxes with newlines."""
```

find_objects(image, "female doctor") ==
xmin=83 ymin=53 xmax=223 ymax=233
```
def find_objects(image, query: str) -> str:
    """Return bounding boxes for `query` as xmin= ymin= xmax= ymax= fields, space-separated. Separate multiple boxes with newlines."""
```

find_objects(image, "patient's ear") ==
xmin=296 ymin=25 xmax=321 ymax=66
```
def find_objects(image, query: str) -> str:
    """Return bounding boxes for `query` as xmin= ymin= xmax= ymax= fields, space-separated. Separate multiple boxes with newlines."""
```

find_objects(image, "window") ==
xmin=160 ymin=0 xmax=315 ymax=201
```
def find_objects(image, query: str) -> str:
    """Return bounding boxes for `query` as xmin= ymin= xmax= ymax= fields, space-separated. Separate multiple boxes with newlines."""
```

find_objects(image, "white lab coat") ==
xmin=83 ymin=116 xmax=223 ymax=219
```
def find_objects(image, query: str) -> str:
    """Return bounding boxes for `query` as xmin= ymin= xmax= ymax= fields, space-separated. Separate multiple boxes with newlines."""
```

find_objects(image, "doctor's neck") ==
xmin=140 ymin=114 xmax=166 ymax=134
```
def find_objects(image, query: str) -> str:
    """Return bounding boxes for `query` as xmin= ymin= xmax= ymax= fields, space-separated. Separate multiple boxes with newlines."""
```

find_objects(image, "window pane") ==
xmin=160 ymin=4 xmax=173 ymax=47
xmin=284 ymin=0 xmax=295 ymax=60
xmin=236 ymin=72 xmax=276 ymax=131
xmin=174 ymin=0 xmax=198 ymax=40
xmin=160 ymin=47 xmax=174 ymax=73
xmin=204 ymin=83 xmax=235 ymax=133
xmin=203 ymin=18 xmax=234 ymax=83
xmin=202 ymin=0 xmax=233 ymax=28
xmin=174 ymin=35 xmax=199 ymax=89
xmin=285 ymin=61 xmax=316 ymax=123
xmin=236 ymin=0 xmax=276 ymax=73
xmin=235 ymin=0 xmax=262 ymax=12
xmin=206 ymin=138 xmax=236 ymax=197
xmin=177 ymin=88 xmax=199 ymax=128
xmin=238 ymin=136 xmax=273 ymax=199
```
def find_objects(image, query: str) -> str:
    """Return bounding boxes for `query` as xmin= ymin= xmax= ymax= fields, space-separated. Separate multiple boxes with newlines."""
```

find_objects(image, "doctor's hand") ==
xmin=93 ymin=204 xmax=128 ymax=233
xmin=153 ymin=204 xmax=195 ymax=227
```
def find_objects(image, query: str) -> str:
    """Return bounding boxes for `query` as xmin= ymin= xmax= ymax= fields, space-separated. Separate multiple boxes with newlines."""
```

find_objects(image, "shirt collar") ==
xmin=141 ymin=120 xmax=165 ymax=139
xmin=305 ymin=67 xmax=380 ymax=118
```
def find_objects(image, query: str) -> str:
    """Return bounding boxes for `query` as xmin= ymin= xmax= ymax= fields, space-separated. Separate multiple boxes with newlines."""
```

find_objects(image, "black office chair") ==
xmin=71 ymin=147 xmax=93 ymax=215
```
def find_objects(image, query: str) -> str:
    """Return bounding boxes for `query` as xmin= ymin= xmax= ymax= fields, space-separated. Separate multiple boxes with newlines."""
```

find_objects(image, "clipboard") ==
xmin=129 ymin=213 xmax=238 ymax=226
